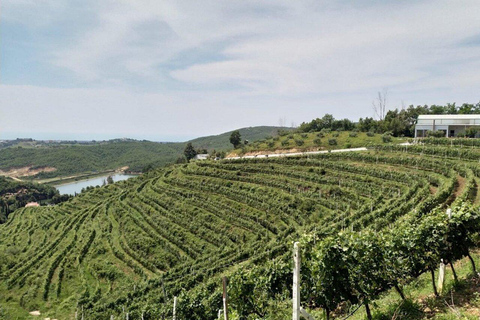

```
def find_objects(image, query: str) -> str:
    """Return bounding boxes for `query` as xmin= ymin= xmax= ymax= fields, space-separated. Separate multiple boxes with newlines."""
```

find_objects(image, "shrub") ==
xmin=344 ymin=143 xmax=352 ymax=148
xmin=295 ymin=139 xmax=304 ymax=146
xmin=426 ymin=130 xmax=445 ymax=138
xmin=316 ymin=132 xmax=325 ymax=138
xmin=332 ymin=132 xmax=339 ymax=137
xmin=328 ymin=138 xmax=337 ymax=146
xmin=301 ymin=133 xmax=308 ymax=139
xmin=382 ymin=134 xmax=392 ymax=143
xmin=349 ymin=132 xmax=358 ymax=138
xmin=313 ymin=138 xmax=322 ymax=146
xmin=267 ymin=141 xmax=275 ymax=148
xmin=366 ymin=131 xmax=375 ymax=137
xmin=281 ymin=140 xmax=290 ymax=147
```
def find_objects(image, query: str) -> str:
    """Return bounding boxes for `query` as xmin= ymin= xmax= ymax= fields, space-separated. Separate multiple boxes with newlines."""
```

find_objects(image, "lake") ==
xmin=55 ymin=173 xmax=137 ymax=195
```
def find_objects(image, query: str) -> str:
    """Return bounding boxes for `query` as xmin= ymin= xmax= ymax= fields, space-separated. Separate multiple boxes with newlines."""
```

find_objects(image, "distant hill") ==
xmin=0 ymin=126 xmax=289 ymax=181
xmin=187 ymin=126 xmax=294 ymax=151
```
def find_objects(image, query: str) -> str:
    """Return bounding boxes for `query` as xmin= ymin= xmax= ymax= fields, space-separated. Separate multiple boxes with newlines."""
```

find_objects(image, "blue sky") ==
xmin=1 ymin=0 xmax=480 ymax=141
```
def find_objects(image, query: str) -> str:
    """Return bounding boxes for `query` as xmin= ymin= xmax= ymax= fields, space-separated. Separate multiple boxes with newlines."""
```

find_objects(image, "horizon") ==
xmin=2 ymin=1 xmax=480 ymax=140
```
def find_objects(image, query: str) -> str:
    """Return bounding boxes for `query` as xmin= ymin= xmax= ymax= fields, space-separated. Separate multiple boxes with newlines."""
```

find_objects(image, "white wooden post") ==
xmin=110 ymin=315 xmax=114 ymax=320
xmin=217 ymin=309 xmax=222 ymax=319
xmin=293 ymin=242 xmax=300 ymax=320
xmin=438 ymin=208 xmax=452 ymax=294
xmin=126 ymin=312 xmax=129 ymax=320
xmin=75 ymin=310 xmax=78 ymax=320
xmin=223 ymin=277 xmax=229 ymax=320
xmin=438 ymin=259 xmax=446 ymax=294
xmin=173 ymin=296 xmax=177 ymax=320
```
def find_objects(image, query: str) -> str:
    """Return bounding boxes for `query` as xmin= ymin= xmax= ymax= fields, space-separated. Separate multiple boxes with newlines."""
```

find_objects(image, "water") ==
xmin=55 ymin=173 xmax=137 ymax=195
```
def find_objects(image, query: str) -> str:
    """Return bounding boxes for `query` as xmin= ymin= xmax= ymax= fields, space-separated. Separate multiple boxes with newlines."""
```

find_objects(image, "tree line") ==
xmin=298 ymin=102 xmax=480 ymax=137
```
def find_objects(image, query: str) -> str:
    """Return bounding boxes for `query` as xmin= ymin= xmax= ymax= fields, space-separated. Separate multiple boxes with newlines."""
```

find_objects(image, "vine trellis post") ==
xmin=293 ymin=242 xmax=315 ymax=320
xmin=223 ymin=276 xmax=229 ymax=320
xmin=173 ymin=296 xmax=177 ymax=320
xmin=438 ymin=208 xmax=452 ymax=294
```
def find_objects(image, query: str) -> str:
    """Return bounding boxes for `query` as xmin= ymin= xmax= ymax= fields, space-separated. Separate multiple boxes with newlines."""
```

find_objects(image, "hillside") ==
xmin=229 ymin=130 xmax=405 ymax=156
xmin=0 ymin=126 xmax=285 ymax=181
xmin=0 ymin=177 xmax=63 ymax=223
xmin=189 ymin=126 xmax=294 ymax=151
xmin=1 ymin=139 xmax=480 ymax=319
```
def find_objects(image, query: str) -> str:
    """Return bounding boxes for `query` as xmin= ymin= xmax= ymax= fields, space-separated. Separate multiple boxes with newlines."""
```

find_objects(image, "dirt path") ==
xmin=227 ymin=147 xmax=368 ymax=160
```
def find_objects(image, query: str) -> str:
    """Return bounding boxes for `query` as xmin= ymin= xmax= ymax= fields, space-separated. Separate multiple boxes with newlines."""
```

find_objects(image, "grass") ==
xmin=230 ymin=131 xmax=407 ymax=156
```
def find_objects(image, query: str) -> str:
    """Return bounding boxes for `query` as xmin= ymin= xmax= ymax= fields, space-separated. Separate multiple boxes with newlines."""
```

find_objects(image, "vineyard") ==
xmin=1 ymin=139 xmax=480 ymax=319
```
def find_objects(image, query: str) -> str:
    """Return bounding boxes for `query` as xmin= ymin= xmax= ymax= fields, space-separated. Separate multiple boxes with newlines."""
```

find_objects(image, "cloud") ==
xmin=2 ymin=0 xmax=480 ymax=140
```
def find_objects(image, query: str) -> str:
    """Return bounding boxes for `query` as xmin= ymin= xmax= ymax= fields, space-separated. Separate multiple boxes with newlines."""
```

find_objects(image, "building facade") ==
xmin=415 ymin=114 xmax=480 ymax=138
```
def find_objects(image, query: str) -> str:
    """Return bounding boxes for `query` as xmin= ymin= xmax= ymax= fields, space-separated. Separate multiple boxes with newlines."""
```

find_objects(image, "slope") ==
xmin=1 ymin=139 xmax=479 ymax=319
xmin=0 ymin=126 xmax=287 ymax=181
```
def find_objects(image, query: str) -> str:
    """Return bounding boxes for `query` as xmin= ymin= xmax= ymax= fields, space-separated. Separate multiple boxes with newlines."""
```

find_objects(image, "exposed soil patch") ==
xmin=0 ymin=166 xmax=56 ymax=179
xmin=454 ymin=175 xmax=467 ymax=198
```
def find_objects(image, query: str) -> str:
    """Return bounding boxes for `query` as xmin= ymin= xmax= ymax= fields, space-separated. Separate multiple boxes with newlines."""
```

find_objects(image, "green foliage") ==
xmin=295 ymin=139 xmax=304 ymax=146
xmin=184 ymin=142 xmax=197 ymax=161
xmin=230 ymin=130 xmax=242 ymax=149
xmin=382 ymin=134 xmax=392 ymax=143
xmin=0 ymin=177 xmax=62 ymax=222
xmin=426 ymin=130 xmax=445 ymax=138
xmin=328 ymin=138 xmax=337 ymax=145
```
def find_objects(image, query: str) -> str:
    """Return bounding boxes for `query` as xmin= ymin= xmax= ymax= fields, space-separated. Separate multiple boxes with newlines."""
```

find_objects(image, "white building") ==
xmin=193 ymin=154 xmax=209 ymax=160
xmin=415 ymin=114 xmax=480 ymax=138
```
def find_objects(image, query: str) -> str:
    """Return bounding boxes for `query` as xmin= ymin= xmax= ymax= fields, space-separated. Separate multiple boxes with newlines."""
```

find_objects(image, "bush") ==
xmin=328 ymin=138 xmax=337 ymax=146
xmin=426 ymin=130 xmax=445 ymax=138
xmin=281 ymin=140 xmax=290 ymax=147
xmin=332 ymin=132 xmax=340 ymax=137
xmin=344 ymin=143 xmax=352 ymax=148
xmin=267 ymin=141 xmax=275 ymax=148
xmin=313 ymin=138 xmax=322 ymax=146
xmin=367 ymin=131 xmax=375 ymax=137
xmin=382 ymin=134 xmax=392 ymax=143
xmin=301 ymin=133 xmax=308 ymax=139
xmin=295 ymin=139 xmax=304 ymax=146
xmin=349 ymin=132 xmax=358 ymax=138
xmin=465 ymin=127 xmax=479 ymax=138
xmin=316 ymin=132 xmax=325 ymax=138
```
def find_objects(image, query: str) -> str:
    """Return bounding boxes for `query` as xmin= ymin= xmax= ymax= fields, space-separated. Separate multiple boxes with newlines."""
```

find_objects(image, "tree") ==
xmin=372 ymin=88 xmax=388 ymax=120
xmin=106 ymin=176 xmax=114 ymax=184
xmin=230 ymin=130 xmax=242 ymax=148
xmin=184 ymin=142 xmax=197 ymax=161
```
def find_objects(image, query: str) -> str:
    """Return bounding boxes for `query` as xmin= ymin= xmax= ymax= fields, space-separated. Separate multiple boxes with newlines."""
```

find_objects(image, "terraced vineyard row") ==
xmin=1 ymin=142 xmax=479 ymax=319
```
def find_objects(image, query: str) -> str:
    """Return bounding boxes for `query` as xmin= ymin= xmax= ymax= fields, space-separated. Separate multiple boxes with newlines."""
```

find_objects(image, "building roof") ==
xmin=417 ymin=114 xmax=480 ymax=120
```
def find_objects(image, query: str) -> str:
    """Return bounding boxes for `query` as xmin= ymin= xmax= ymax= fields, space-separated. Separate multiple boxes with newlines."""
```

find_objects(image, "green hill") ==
xmin=189 ymin=126 xmax=293 ymax=151
xmin=230 ymin=130 xmax=405 ymax=156
xmin=0 ymin=126 xmax=287 ymax=181
xmin=1 ymin=139 xmax=480 ymax=319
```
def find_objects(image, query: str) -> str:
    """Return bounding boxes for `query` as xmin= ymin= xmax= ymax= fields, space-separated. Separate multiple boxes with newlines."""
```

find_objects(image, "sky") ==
xmin=1 ymin=0 xmax=480 ymax=141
